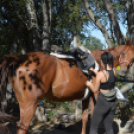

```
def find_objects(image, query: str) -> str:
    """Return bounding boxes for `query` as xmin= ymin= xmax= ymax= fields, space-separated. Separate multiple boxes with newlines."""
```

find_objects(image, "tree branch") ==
xmin=103 ymin=0 xmax=126 ymax=45
xmin=83 ymin=0 xmax=114 ymax=48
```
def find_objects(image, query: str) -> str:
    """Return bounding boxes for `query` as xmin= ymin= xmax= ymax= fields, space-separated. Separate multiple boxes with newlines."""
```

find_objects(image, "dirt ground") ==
xmin=0 ymin=102 xmax=123 ymax=134
xmin=0 ymin=118 xmax=121 ymax=134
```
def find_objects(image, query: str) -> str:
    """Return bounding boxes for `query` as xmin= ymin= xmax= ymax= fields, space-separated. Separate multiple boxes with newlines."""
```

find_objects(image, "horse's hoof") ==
xmin=17 ymin=129 xmax=26 ymax=134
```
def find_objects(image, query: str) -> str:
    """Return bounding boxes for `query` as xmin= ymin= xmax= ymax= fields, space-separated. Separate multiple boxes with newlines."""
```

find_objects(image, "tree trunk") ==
xmin=10 ymin=42 xmax=17 ymax=54
xmin=74 ymin=35 xmax=81 ymax=48
xmin=103 ymin=0 xmax=126 ymax=45
xmin=83 ymin=0 xmax=113 ymax=48
xmin=126 ymin=1 xmax=134 ymax=45
xmin=41 ymin=0 xmax=51 ymax=53
xmin=26 ymin=0 xmax=41 ymax=51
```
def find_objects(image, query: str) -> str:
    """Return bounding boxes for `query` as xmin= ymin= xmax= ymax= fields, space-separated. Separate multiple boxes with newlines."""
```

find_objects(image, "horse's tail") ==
xmin=0 ymin=55 xmax=19 ymax=94
xmin=0 ymin=111 xmax=19 ymax=123
xmin=0 ymin=56 xmax=20 ymax=123
xmin=0 ymin=111 xmax=19 ymax=134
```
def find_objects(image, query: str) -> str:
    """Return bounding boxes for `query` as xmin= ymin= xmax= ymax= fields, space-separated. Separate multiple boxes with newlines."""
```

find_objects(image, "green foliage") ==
xmin=82 ymin=36 xmax=104 ymax=50
xmin=51 ymin=0 xmax=89 ymax=48
xmin=47 ymin=110 xmax=55 ymax=120
xmin=0 ymin=0 xmax=32 ymax=55
xmin=114 ymin=91 xmax=134 ymax=119
xmin=115 ymin=82 xmax=125 ymax=88
xmin=127 ymin=91 xmax=134 ymax=115
xmin=0 ymin=0 xmax=132 ymax=55
xmin=41 ymin=98 xmax=74 ymax=113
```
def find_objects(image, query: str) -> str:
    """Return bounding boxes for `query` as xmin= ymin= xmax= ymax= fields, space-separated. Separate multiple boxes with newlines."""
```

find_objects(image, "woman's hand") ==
xmin=89 ymin=67 xmax=94 ymax=71
xmin=86 ymin=81 xmax=91 ymax=87
xmin=89 ymin=67 xmax=98 ymax=75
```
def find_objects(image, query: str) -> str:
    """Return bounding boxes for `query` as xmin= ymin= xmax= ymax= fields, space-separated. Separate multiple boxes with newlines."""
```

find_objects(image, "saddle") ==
xmin=50 ymin=45 xmax=99 ymax=101
xmin=51 ymin=45 xmax=97 ymax=76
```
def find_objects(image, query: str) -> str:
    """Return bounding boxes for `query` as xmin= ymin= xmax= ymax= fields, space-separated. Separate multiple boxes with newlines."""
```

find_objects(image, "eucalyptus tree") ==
xmin=82 ymin=36 xmax=104 ymax=50
xmin=51 ymin=0 xmax=90 ymax=50
xmin=83 ymin=0 xmax=134 ymax=46
xmin=25 ymin=0 xmax=52 ymax=52
xmin=0 ymin=0 xmax=90 ymax=54
xmin=0 ymin=0 xmax=34 ymax=55
xmin=0 ymin=0 xmax=52 ymax=54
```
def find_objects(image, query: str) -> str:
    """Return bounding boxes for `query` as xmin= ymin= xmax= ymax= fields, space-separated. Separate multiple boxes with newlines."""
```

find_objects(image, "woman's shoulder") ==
xmin=97 ymin=70 xmax=105 ymax=77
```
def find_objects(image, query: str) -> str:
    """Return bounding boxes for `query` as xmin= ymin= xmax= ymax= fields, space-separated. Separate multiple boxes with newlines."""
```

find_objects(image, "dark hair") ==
xmin=100 ymin=52 xmax=114 ymax=70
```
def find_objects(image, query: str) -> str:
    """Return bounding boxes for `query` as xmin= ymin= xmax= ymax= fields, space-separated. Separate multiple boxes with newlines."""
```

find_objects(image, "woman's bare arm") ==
xmin=86 ymin=72 xmax=101 ymax=100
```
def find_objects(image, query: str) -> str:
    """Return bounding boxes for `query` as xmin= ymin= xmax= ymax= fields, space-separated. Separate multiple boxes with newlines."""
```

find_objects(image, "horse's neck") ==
xmin=91 ymin=45 xmax=126 ymax=68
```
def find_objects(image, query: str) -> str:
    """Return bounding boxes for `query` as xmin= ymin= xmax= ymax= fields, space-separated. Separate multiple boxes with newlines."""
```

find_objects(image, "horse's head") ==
xmin=119 ymin=40 xmax=134 ymax=76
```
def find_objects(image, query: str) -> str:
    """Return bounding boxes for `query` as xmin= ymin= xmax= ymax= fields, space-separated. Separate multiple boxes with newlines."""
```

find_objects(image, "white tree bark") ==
xmin=41 ymin=0 xmax=51 ymax=53
xmin=74 ymin=35 xmax=81 ymax=48
xmin=103 ymin=0 xmax=126 ymax=45
xmin=83 ymin=0 xmax=113 ymax=48
xmin=26 ymin=0 xmax=41 ymax=51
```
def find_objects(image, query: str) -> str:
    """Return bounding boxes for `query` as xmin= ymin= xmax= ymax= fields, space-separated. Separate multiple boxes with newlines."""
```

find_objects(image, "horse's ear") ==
xmin=126 ymin=39 xmax=131 ymax=46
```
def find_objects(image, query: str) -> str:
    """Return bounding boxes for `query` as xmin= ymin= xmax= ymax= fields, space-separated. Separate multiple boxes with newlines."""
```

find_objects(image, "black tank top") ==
xmin=100 ymin=70 xmax=116 ymax=90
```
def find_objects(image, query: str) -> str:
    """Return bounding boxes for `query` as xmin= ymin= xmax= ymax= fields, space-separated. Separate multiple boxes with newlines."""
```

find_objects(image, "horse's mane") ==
xmin=101 ymin=47 xmax=115 ymax=51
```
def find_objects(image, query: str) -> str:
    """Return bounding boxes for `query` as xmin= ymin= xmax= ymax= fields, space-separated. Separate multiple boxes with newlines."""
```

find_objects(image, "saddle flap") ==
xmin=76 ymin=52 xmax=95 ymax=70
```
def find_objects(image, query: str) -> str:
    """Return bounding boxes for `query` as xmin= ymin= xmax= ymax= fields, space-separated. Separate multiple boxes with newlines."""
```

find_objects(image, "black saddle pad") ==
xmin=76 ymin=53 xmax=95 ymax=70
xmin=51 ymin=45 xmax=95 ymax=71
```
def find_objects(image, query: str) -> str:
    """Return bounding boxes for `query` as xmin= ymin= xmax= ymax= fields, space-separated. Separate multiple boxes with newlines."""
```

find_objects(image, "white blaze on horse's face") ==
xmin=119 ymin=51 xmax=134 ymax=77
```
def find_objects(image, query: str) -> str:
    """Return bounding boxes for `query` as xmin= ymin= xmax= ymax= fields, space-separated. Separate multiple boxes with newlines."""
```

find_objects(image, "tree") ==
xmin=82 ymin=36 xmax=104 ymax=50
xmin=126 ymin=0 xmax=134 ymax=45
xmin=51 ymin=0 xmax=90 ymax=50
xmin=0 ymin=0 xmax=91 ymax=55
xmin=25 ymin=0 xmax=51 ymax=52
xmin=0 ymin=0 xmax=52 ymax=55
xmin=83 ymin=0 xmax=134 ymax=46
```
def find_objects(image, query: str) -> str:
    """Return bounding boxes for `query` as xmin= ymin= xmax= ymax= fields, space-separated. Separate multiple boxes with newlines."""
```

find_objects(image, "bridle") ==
xmin=119 ymin=51 xmax=132 ymax=69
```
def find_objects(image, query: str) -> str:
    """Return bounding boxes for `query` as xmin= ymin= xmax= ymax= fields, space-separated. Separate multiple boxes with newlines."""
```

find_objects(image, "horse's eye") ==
xmin=122 ymin=52 xmax=125 ymax=55
xmin=122 ymin=52 xmax=125 ymax=58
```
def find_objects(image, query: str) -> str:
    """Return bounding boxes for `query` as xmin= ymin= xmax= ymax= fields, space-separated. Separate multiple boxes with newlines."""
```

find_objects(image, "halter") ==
xmin=119 ymin=49 xmax=132 ymax=68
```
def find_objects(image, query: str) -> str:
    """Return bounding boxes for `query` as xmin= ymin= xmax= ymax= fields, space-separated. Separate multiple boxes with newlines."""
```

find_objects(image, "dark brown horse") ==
xmin=0 ymin=40 xmax=133 ymax=134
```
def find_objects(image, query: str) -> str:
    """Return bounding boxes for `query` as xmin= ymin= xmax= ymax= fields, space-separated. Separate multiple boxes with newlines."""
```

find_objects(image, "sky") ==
xmin=91 ymin=23 xmax=127 ymax=48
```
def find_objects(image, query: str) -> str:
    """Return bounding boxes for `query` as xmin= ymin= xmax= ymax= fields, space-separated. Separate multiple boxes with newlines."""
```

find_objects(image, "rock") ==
xmin=33 ymin=106 xmax=48 ymax=122
xmin=62 ymin=115 xmax=69 ymax=122
xmin=45 ymin=108 xmax=52 ymax=114
xmin=69 ymin=114 xmax=75 ymax=122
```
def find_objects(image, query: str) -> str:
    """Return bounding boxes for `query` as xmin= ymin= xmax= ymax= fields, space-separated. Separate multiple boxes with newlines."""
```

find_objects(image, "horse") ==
xmin=117 ymin=40 xmax=134 ymax=77
xmin=0 ymin=40 xmax=133 ymax=134
xmin=89 ymin=39 xmax=133 ymax=116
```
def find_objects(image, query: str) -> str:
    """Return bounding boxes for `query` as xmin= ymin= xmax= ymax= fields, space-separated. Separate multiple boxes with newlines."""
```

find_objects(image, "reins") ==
xmin=124 ymin=77 xmax=134 ymax=92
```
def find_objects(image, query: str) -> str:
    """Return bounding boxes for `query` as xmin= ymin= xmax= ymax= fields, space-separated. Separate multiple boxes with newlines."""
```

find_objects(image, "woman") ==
xmin=86 ymin=52 xmax=116 ymax=134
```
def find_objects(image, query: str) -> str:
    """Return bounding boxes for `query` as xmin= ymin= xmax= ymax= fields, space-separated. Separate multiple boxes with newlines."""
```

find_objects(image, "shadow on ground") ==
xmin=0 ymin=118 xmax=119 ymax=134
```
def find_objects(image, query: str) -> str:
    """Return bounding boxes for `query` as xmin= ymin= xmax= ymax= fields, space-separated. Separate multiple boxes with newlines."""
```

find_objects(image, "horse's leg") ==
xmin=90 ymin=93 xmax=95 ymax=118
xmin=14 ymin=85 xmax=43 ymax=134
xmin=81 ymin=96 xmax=90 ymax=134
xmin=17 ymin=100 xmax=39 ymax=134
xmin=89 ymin=76 xmax=96 ymax=118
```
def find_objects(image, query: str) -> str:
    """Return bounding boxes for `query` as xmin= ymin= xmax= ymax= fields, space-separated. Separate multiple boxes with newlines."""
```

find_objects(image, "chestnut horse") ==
xmin=0 ymin=40 xmax=132 ymax=134
xmin=118 ymin=40 xmax=134 ymax=76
